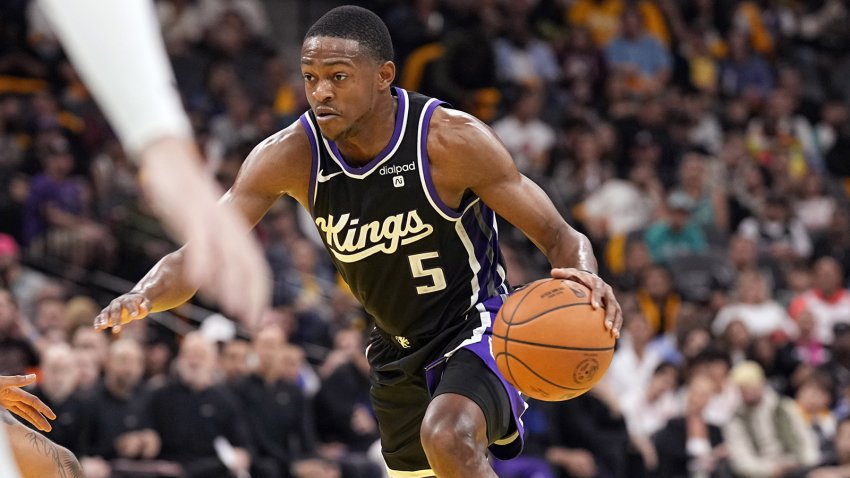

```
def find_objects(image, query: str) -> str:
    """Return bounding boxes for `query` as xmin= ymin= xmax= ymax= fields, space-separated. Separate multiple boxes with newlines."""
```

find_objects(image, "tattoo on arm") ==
xmin=23 ymin=430 xmax=83 ymax=478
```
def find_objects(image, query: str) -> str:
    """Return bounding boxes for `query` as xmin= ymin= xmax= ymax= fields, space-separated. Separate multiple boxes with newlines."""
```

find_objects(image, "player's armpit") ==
xmin=3 ymin=412 xmax=83 ymax=478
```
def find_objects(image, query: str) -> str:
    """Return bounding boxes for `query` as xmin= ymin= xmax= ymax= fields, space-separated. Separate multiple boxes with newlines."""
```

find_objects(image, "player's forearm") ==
xmin=3 ymin=413 xmax=84 ymax=478
xmin=544 ymin=224 xmax=598 ymax=273
xmin=131 ymin=248 xmax=199 ymax=313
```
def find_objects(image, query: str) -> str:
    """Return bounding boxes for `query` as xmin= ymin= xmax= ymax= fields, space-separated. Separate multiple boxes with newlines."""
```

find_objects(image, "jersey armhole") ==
xmin=298 ymin=113 xmax=320 ymax=214
xmin=416 ymin=99 xmax=479 ymax=221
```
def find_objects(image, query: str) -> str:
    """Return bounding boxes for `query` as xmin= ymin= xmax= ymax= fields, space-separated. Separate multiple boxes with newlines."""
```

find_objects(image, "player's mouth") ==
xmin=315 ymin=106 xmax=341 ymax=122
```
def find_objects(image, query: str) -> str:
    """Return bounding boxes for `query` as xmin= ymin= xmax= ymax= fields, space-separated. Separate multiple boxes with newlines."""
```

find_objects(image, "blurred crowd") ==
xmin=1 ymin=0 xmax=850 ymax=477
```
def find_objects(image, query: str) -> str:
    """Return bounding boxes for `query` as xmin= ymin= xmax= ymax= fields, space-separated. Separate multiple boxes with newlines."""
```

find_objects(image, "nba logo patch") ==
xmin=393 ymin=176 xmax=405 ymax=188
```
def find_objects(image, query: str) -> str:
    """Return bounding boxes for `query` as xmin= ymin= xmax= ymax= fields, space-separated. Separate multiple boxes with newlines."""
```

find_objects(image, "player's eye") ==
xmin=334 ymin=73 xmax=348 ymax=81
xmin=303 ymin=73 xmax=315 ymax=82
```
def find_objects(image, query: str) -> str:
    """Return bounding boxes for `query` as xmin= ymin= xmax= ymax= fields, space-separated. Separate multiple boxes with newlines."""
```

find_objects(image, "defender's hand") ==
xmin=551 ymin=268 xmax=622 ymax=338
xmin=0 ymin=374 xmax=57 ymax=432
xmin=94 ymin=293 xmax=151 ymax=333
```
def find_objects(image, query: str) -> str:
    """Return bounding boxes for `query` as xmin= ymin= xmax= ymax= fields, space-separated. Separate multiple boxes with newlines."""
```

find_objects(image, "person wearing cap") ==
xmin=724 ymin=361 xmax=820 ymax=478
xmin=644 ymin=191 xmax=708 ymax=265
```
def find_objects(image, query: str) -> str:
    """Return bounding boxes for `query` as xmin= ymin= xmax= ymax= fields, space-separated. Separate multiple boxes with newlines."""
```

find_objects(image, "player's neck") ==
xmin=334 ymin=94 xmax=397 ymax=166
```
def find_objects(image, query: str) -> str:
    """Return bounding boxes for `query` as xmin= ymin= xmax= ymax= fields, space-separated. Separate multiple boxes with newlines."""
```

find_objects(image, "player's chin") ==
xmin=316 ymin=116 xmax=346 ymax=138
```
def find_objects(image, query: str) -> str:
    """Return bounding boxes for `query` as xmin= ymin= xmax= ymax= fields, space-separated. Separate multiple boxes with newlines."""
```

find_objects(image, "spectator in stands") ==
xmin=725 ymin=361 xmax=820 ymax=477
xmin=0 ymin=233 xmax=47 ymax=322
xmin=670 ymin=150 xmax=729 ymax=234
xmin=795 ymin=372 xmax=838 ymax=462
xmin=580 ymin=162 xmax=662 ymax=240
xmin=620 ymin=362 xmax=680 ymax=472
xmin=604 ymin=295 xmax=664 ymax=397
xmin=23 ymin=134 xmax=115 ymax=273
xmin=544 ymin=388 xmax=632 ymax=478
xmin=492 ymin=85 xmax=556 ymax=179
xmin=793 ymin=307 xmax=830 ymax=368
xmin=789 ymin=257 xmax=850 ymax=345
xmin=29 ymin=343 xmax=88 ymax=454
xmin=653 ymin=373 xmax=730 ymax=478
xmin=688 ymin=348 xmax=740 ymax=427
xmin=738 ymin=194 xmax=813 ymax=265
xmin=567 ymin=0 xmax=625 ymax=47
xmin=803 ymin=416 xmax=850 ymax=477
xmin=605 ymin=6 xmax=671 ymax=96
xmin=82 ymin=338 xmax=157 ymax=476
xmin=635 ymin=264 xmax=682 ymax=337
xmin=712 ymin=269 xmax=795 ymax=339
xmin=795 ymin=173 xmax=836 ymax=235
xmin=811 ymin=209 xmax=850 ymax=285
xmin=313 ymin=328 xmax=382 ymax=477
xmin=149 ymin=332 xmax=253 ymax=478
xmin=32 ymin=296 xmax=68 ymax=353
xmin=220 ymin=338 xmax=252 ymax=384
xmin=233 ymin=325 xmax=336 ymax=478
xmin=718 ymin=30 xmax=774 ymax=104
xmin=718 ymin=319 xmax=753 ymax=366
xmin=645 ymin=191 xmax=708 ymax=265
xmin=0 ymin=288 xmax=37 ymax=376
xmin=494 ymin=14 xmax=561 ymax=88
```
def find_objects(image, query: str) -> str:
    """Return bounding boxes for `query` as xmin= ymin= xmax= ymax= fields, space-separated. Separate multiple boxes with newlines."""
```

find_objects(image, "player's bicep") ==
xmin=220 ymin=123 xmax=312 ymax=227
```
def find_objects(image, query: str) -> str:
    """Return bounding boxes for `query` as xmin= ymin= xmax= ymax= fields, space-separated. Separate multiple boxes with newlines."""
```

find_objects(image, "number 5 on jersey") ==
xmin=408 ymin=252 xmax=446 ymax=294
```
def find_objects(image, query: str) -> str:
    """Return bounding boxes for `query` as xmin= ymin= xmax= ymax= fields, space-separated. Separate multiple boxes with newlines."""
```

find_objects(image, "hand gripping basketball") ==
xmin=492 ymin=278 xmax=617 ymax=401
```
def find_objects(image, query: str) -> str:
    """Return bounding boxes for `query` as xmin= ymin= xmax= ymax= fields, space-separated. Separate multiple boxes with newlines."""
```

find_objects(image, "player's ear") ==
xmin=377 ymin=60 xmax=395 ymax=91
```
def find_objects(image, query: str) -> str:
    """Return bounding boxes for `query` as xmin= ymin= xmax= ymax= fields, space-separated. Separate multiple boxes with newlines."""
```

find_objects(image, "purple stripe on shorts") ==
xmin=425 ymin=295 xmax=527 ymax=460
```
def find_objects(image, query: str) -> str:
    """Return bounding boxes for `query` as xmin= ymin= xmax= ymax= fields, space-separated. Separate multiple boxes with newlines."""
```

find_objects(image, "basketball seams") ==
xmin=490 ymin=336 xmax=615 ymax=352
xmin=494 ymin=278 xmax=614 ymax=401
xmin=501 ymin=279 xmax=551 ymax=394
xmin=501 ymin=353 xmax=589 ymax=392
xmin=507 ymin=301 xmax=594 ymax=326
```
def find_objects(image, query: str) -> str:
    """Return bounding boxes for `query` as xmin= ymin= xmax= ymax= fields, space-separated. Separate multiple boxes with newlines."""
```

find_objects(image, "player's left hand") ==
xmin=551 ymin=268 xmax=622 ymax=339
xmin=0 ymin=374 xmax=57 ymax=432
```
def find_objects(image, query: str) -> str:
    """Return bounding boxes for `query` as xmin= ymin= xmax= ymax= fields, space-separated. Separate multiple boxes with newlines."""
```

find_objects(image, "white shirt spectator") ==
xmin=492 ymin=115 xmax=555 ymax=175
xmin=713 ymin=301 xmax=797 ymax=338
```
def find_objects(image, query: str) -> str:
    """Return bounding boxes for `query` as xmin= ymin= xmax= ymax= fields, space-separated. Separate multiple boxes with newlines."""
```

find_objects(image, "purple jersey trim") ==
xmin=418 ymin=99 xmax=466 ymax=219
xmin=298 ymin=113 xmax=320 ymax=213
xmin=326 ymin=86 xmax=408 ymax=175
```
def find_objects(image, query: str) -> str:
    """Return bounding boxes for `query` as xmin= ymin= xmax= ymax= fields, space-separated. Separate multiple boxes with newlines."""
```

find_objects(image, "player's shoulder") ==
xmin=427 ymin=106 xmax=501 ymax=157
xmin=248 ymin=118 xmax=312 ymax=165
xmin=236 ymin=117 xmax=313 ymax=197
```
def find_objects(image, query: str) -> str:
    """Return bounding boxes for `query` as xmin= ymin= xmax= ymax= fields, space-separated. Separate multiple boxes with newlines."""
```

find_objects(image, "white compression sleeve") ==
xmin=38 ymin=0 xmax=193 ymax=156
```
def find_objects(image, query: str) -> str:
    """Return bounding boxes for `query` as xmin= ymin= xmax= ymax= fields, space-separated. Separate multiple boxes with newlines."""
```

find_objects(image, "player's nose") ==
xmin=313 ymin=78 xmax=334 ymax=102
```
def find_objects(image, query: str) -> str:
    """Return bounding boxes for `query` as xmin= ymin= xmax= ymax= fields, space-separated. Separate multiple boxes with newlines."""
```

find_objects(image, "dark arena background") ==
xmin=1 ymin=0 xmax=850 ymax=477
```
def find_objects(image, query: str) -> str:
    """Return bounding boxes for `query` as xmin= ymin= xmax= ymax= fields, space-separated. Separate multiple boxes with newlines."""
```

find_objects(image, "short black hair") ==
xmin=305 ymin=6 xmax=393 ymax=62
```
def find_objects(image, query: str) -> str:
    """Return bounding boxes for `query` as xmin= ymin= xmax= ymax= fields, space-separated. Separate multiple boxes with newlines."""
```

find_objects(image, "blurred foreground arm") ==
xmin=38 ymin=0 xmax=270 ymax=323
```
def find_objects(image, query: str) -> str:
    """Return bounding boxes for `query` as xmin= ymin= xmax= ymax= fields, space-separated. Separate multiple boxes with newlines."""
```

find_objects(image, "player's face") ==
xmin=300 ymin=36 xmax=390 ymax=141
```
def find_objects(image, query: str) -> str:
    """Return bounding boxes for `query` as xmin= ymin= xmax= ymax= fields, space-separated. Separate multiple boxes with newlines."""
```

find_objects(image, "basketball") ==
xmin=493 ymin=278 xmax=616 ymax=401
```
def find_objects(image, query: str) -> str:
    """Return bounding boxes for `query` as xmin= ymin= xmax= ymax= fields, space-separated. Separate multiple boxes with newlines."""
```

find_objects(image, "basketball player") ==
xmin=37 ymin=0 xmax=270 ymax=325
xmin=0 ymin=374 xmax=83 ymax=478
xmin=94 ymin=6 xmax=623 ymax=477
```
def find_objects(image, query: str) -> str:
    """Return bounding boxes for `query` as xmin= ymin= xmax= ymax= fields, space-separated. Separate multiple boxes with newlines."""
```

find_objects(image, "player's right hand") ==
xmin=94 ymin=293 xmax=151 ymax=332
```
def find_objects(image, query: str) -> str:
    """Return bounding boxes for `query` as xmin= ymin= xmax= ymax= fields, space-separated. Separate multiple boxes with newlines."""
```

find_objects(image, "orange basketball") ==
xmin=493 ymin=278 xmax=616 ymax=401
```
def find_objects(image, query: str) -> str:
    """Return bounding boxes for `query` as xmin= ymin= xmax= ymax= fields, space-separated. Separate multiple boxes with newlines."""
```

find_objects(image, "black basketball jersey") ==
xmin=298 ymin=87 xmax=508 ymax=340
